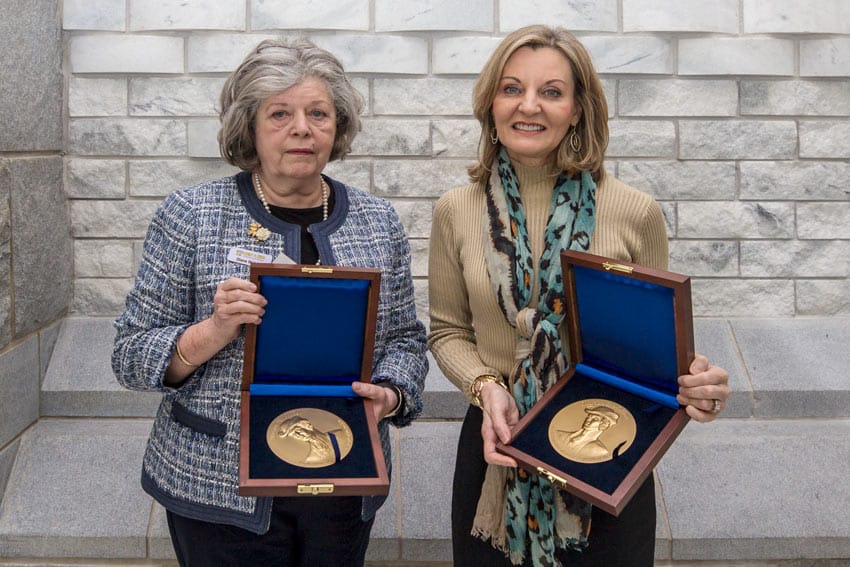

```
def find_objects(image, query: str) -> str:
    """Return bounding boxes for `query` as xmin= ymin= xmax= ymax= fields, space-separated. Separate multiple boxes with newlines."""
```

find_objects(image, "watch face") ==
xmin=548 ymin=399 xmax=637 ymax=464
xmin=266 ymin=408 xmax=354 ymax=468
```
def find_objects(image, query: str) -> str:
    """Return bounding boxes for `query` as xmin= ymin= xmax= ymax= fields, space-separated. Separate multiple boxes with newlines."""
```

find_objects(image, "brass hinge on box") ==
xmin=297 ymin=483 xmax=335 ymax=495
xmin=602 ymin=261 xmax=634 ymax=274
xmin=537 ymin=467 xmax=567 ymax=488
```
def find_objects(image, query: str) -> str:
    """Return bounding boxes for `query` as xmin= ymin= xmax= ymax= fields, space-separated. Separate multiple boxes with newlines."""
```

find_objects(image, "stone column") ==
xmin=0 ymin=0 xmax=68 ymax=497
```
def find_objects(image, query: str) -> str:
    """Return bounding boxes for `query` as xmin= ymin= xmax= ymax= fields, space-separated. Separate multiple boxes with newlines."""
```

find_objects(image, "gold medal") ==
xmin=548 ymin=399 xmax=637 ymax=464
xmin=266 ymin=408 xmax=354 ymax=468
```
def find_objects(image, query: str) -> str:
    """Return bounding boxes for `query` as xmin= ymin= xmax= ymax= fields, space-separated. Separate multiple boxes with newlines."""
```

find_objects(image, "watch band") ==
xmin=377 ymin=382 xmax=404 ymax=418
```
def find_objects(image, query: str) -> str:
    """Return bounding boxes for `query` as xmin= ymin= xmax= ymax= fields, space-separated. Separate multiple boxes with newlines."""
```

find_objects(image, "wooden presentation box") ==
xmin=497 ymin=250 xmax=694 ymax=516
xmin=238 ymin=263 xmax=389 ymax=497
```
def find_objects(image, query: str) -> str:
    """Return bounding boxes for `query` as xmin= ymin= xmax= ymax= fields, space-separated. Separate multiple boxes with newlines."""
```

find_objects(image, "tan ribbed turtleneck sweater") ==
xmin=428 ymin=162 xmax=668 ymax=401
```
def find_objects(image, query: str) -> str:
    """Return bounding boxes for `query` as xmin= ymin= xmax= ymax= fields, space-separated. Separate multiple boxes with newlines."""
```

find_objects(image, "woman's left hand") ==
xmin=351 ymin=381 xmax=400 ymax=421
xmin=677 ymin=354 xmax=730 ymax=422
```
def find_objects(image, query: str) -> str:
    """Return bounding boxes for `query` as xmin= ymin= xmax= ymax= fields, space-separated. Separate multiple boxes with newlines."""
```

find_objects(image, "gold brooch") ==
xmin=248 ymin=222 xmax=271 ymax=242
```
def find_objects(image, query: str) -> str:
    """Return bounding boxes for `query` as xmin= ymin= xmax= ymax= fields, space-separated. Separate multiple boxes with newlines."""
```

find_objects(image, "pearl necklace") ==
xmin=253 ymin=172 xmax=329 ymax=220
xmin=248 ymin=173 xmax=329 ymax=266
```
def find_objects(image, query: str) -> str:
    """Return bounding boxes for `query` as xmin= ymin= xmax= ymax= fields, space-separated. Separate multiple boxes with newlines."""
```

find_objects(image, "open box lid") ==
xmin=238 ymin=263 xmax=387 ymax=497
xmin=241 ymin=264 xmax=381 ymax=392
xmin=495 ymin=251 xmax=695 ymax=515
xmin=562 ymin=250 xmax=694 ymax=408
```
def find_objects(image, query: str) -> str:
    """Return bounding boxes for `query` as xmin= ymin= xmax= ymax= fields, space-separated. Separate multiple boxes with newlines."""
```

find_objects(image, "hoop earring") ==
xmin=489 ymin=127 xmax=499 ymax=145
xmin=568 ymin=128 xmax=581 ymax=153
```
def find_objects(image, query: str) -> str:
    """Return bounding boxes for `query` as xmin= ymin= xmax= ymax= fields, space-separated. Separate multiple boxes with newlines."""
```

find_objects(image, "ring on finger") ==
xmin=711 ymin=399 xmax=721 ymax=413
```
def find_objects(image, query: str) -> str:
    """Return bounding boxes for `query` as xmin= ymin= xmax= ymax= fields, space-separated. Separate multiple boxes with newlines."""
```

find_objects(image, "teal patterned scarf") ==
xmin=483 ymin=147 xmax=597 ymax=565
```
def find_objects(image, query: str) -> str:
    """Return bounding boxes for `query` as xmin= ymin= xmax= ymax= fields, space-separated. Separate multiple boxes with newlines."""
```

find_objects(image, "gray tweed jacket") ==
xmin=112 ymin=172 xmax=427 ymax=534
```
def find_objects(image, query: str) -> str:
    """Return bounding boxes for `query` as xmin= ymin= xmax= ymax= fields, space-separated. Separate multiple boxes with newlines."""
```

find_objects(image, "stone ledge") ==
xmin=0 ymin=419 xmax=153 ymax=558
xmin=0 ymin=418 xmax=848 ymax=563
xmin=41 ymin=317 xmax=850 ymax=421
xmin=730 ymin=318 xmax=850 ymax=418
xmin=41 ymin=318 xmax=160 ymax=418
xmin=658 ymin=418 xmax=850 ymax=561
xmin=21 ymin=316 xmax=850 ymax=563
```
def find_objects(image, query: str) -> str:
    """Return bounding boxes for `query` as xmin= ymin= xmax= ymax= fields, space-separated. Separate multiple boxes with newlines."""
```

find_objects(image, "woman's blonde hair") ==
xmin=218 ymin=37 xmax=363 ymax=172
xmin=469 ymin=25 xmax=608 ymax=183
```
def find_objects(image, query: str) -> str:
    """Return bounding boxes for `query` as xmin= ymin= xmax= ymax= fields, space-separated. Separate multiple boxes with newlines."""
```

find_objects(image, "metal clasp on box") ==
xmin=297 ymin=483 xmax=335 ymax=495
xmin=536 ymin=467 xmax=567 ymax=488
xmin=602 ymin=261 xmax=634 ymax=274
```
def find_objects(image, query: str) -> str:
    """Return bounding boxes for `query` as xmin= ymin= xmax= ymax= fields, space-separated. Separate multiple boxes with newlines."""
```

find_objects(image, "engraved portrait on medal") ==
xmin=548 ymin=399 xmax=637 ymax=464
xmin=266 ymin=408 xmax=354 ymax=468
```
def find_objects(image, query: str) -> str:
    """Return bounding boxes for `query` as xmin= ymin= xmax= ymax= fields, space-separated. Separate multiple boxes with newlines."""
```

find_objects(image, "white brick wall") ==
xmin=61 ymin=0 xmax=850 ymax=318
xmin=679 ymin=38 xmax=795 ymax=75
xmin=582 ymin=36 xmax=674 ymax=74
xmin=313 ymin=35 xmax=429 ymax=74
xmin=66 ymin=160 xmax=126 ymax=199
xmin=70 ymin=35 xmax=184 ymax=73
xmin=252 ymin=0 xmax=369 ymax=31
xmin=375 ymin=0 xmax=493 ymax=32
xmin=679 ymin=121 xmax=797 ymax=159
xmin=800 ymin=39 xmax=850 ymax=76
xmin=623 ymin=0 xmax=739 ymax=33
xmin=63 ymin=0 xmax=125 ymax=30
xmin=129 ymin=0 xmax=245 ymax=31
xmin=741 ymin=81 xmax=850 ymax=115
xmin=739 ymin=162 xmax=850 ymax=200
xmin=743 ymin=0 xmax=850 ymax=34
xmin=433 ymin=37 xmax=504 ymax=74
xmin=501 ymin=0 xmax=617 ymax=32
xmin=128 ymin=78 xmax=225 ymax=116
xmin=69 ymin=79 xmax=128 ymax=117
xmin=619 ymin=80 xmax=738 ymax=117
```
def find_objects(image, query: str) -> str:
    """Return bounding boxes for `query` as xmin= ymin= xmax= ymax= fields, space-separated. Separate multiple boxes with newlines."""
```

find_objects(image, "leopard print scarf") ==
xmin=481 ymin=147 xmax=597 ymax=565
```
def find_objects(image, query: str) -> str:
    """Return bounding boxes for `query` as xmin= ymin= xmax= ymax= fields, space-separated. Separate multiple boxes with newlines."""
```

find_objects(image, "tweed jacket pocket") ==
xmin=171 ymin=399 xmax=228 ymax=437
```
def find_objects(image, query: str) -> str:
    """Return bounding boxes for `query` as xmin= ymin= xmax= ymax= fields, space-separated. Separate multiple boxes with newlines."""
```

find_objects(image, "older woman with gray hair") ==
xmin=112 ymin=37 xmax=427 ymax=566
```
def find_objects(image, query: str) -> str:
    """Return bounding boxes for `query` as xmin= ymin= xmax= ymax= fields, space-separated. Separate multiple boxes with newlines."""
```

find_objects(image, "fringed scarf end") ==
xmin=508 ymin=549 xmax=527 ymax=566
xmin=471 ymin=526 xmax=520 ymax=563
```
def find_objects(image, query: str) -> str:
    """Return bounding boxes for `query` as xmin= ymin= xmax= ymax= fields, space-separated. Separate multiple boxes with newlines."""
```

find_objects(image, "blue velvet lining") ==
xmin=250 ymin=384 xmax=356 ymax=397
xmin=510 ymin=372 xmax=676 ymax=495
xmin=575 ymin=363 xmax=679 ymax=410
xmin=255 ymin=276 xmax=370 ymax=383
xmin=249 ymin=395 xmax=377 ymax=479
xmin=573 ymin=266 xmax=678 ymax=397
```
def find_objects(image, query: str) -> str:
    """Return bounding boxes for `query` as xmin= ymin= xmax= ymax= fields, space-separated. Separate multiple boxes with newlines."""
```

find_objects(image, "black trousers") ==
xmin=167 ymin=496 xmax=374 ymax=567
xmin=452 ymin=405 xmax=656 ymax=567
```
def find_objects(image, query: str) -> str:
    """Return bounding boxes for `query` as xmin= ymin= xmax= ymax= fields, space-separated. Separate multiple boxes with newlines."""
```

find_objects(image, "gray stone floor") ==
xmin=1 ymin=316 xmax=849 ymax=565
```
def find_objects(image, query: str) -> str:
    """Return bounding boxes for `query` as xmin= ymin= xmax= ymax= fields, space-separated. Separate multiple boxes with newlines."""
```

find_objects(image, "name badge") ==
xmin=227 ymin=247 xmax=273 ymax=266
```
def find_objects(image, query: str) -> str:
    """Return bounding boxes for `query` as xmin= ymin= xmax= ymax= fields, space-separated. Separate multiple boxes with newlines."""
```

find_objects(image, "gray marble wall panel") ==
xmin=9 ymin=157 xmax=72 ymax=338
xmin=730 ymin=318 xmax=850 ymax=418
xmin=0 ymin=337 xmax=39 ymax=448
xmin=0 ymin=439 xmax=20 ymax=506
xmin=38 ymin=320 xmax=62 ymax=386
xmin=0 ymin=0 xmax=62 ymax=151
xmin=146 ymin=503 xmax=175 ymax=560
xmin=659 ymin=419 xmax=850 ymax=560
xmin=0 ymin=161 xmax=11 ymax=349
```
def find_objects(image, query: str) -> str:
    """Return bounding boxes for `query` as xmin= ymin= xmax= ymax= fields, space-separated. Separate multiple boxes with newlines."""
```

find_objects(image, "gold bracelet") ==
xmin=470 ymin=374 xmax=508 ymax=408
xmin=175 ymin=341 xmax=199 ymax=368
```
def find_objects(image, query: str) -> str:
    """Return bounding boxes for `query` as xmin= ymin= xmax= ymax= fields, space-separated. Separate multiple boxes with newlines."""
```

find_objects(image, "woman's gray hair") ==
xmin=218 ymin=37 xmax=363 ymax=171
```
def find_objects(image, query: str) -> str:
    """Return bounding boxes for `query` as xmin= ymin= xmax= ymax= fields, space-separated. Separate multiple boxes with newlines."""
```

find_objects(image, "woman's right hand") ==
xmin=210 ymin=277 xmax=268 ymax=342
xmin=480 ymin=382 xmax=520 ymax=467
xmin=165 ymin=278 xmax=267 ymax=386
